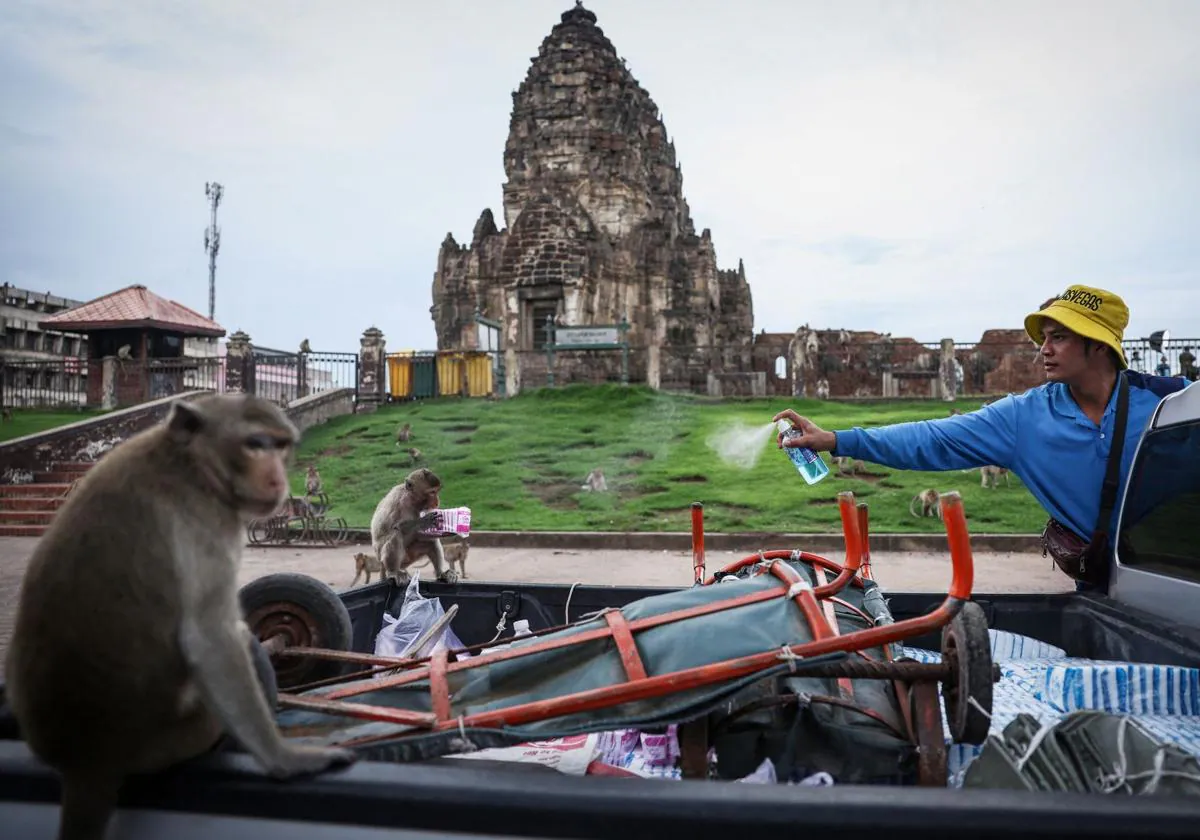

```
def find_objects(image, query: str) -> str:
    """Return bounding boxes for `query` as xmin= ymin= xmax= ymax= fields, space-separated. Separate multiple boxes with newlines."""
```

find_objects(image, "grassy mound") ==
xmin=291 ymin=384 xmax=1044 ymax=534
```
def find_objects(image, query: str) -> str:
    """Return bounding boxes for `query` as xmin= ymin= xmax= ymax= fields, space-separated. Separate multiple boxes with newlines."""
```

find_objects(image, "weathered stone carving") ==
xmin=357 ymin=326 xmax=386 ymax=407
xmin=430 ymin=2 xmax=753 ymax=377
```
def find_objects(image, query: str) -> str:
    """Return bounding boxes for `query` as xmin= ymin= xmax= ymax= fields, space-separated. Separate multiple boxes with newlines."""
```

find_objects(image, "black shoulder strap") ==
xmin=1092 ymin=371 xmax=1130 ymax=541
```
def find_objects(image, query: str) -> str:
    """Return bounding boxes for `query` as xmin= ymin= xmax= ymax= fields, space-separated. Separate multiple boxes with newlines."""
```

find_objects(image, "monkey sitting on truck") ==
xmin=4 ymin=394 xmax=356 ymax=840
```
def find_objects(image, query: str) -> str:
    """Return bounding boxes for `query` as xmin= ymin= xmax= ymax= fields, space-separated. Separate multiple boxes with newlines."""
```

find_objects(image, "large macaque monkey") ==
xmin=369 ymin=467 xmax=458 ymax=584
xmin=4 ymin=394 xmax=356 ymax=840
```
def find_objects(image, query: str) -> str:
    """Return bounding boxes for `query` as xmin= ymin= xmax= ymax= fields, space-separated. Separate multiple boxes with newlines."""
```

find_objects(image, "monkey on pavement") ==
xmin=909 ymin=488 xmax=942 ymax=520
xmin=4 ymin=394 xmax=357 ymax=840
xmin=369 ymin=468 xmax=459 ymax=584
xmin=351 ymin=540 xmax=469 ymax=586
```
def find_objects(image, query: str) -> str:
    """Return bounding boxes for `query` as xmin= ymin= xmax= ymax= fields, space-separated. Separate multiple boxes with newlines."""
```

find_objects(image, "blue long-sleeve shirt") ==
xmin=832 ymin=372 xmax=1192 ymax=542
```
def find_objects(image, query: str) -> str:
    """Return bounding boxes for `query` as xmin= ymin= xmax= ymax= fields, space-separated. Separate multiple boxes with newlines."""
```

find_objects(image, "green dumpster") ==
xmin=412 ymin=353 xmax=437 ymax=399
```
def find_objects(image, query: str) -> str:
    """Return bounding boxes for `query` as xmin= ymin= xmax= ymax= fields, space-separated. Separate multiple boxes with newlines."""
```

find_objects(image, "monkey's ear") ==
xmin=166 ymin=401 xmax=206 ymax=439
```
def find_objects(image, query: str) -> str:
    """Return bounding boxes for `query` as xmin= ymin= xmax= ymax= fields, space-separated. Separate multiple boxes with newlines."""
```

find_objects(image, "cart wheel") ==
xmin=941 ymin=600 xmax=994 ymax=745
xmin=239 ymin=573 xmax=354 ymax=690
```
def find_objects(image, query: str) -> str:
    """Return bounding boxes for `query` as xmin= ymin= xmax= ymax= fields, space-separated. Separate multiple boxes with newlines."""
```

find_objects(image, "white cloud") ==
xmin=1 ymin=0 xmax=1197 ymax=353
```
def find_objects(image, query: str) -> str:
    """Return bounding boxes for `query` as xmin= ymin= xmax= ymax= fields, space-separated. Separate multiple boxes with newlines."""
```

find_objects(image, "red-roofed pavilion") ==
xmin=39 ymin=284 xmax=226 ymax=407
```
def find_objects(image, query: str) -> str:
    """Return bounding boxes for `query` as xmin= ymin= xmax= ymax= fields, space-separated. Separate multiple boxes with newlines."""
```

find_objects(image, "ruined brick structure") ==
xmin=430 ymin=2 xmax=753 ymax=385
xmin=751 ymin=326 xmax=1046 ymax=400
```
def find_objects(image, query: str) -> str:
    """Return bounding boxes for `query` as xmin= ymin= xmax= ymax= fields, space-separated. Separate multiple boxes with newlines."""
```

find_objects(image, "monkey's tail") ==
xmin=59 ymin=771 xmax=121 ymax=840
xmin=908 ymin=495 xmax=919 ymax=518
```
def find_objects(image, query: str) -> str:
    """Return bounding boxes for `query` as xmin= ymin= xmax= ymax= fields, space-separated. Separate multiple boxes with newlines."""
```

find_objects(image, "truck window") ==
xmin=1117 ymin=420 xmax=1200 ymax=583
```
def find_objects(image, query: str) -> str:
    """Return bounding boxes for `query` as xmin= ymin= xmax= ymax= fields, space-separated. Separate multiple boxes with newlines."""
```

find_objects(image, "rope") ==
xmin=564 ymin=581 xmax=581 ymax=624
xmin=1095 ymin=716 xmax=1200 ymax=794
xmin=776 ymin=645 xmax=803 ymax=673
xmin=483 ymin=608 xmax=509 ymax=645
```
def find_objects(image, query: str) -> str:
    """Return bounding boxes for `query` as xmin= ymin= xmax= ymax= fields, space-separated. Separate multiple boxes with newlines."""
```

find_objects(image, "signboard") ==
xmin=554 ymin=327 xmax=620 ymax=348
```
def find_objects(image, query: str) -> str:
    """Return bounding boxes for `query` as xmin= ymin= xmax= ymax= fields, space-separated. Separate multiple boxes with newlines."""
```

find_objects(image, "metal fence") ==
xmin=0 ymin=357 xmax=90 ymax=409
xmin=0 ymin=355 xmax=227 ymax=410
xmin=250 ymin=350 xmax=359 ymax=407
xmin=1123 ymin=337 xmax=1199 ymax=379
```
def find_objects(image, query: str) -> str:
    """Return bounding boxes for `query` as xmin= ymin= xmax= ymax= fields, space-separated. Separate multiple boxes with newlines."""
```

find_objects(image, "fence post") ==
xmin=358 ymin=326 xmax=386 ymax=409
xmin=646 ymin=345 xmax=661 ymax=390
xmin=939 ymin=338 xmax=956 ymax=402
xmin=225 ymin=331 xmax=253 ymax=395
xmin=505 ymin=347 xmax=520 ymax=397
xmin=100 ymin=358 xmax=118 ymax=410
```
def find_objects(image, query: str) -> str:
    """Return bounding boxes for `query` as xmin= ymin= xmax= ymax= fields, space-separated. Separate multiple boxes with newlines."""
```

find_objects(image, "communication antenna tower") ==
xmin=203 ymin=182 xmax=224 ymax=321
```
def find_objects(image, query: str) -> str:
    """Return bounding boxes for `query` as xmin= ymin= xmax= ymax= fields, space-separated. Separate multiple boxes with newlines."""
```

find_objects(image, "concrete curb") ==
xmin=299 ymin=528 xmax=1042 ymax=554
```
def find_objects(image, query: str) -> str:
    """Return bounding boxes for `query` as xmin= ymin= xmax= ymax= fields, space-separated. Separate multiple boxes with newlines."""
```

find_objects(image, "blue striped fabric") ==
xmin=999 ymin=659 xmax=1200 ymax=717
xmin=896 ymin=629 xmax=1200 ymax=786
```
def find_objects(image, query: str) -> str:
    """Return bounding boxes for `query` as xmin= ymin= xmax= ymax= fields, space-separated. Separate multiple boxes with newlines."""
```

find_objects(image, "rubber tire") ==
xmin=941 ymin=600 xmax=994 ymax=746
xmin=239 ymin=572 xmax=354 ymax=691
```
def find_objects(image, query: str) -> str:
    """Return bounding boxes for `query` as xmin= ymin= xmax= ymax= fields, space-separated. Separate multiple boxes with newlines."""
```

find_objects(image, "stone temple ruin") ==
xmin=430 ymin=2 xmax=755 ymax=394
xmin=426 ymin=2 xmax=1102 ymax=402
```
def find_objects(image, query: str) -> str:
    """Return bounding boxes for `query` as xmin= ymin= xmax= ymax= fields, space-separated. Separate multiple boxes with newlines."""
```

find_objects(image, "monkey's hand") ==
xmin=437 ymin=568 xmax=460 ymax=584
xmin=771 ymin=410 xmax=838 ymax=453
xmin=265 ymin=742 xmax=358 ymax=779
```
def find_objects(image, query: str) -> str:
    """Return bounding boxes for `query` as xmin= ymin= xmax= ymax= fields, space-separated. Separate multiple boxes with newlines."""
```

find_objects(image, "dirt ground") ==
xmin=0 ymin=536 xmax=1068 ymax=660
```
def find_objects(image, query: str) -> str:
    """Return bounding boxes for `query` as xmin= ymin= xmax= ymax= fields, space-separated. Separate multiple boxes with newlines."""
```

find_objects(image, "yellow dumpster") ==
xmin=436 ymin=351 xmax=465 ymax=397
xmin=463 ymin=351 xmax=494 ymax=397
xmin=387 ymin=352 xmax=414 ymax=399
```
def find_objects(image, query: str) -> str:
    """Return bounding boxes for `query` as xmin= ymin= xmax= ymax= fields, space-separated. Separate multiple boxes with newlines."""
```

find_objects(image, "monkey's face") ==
xmin=168 ymin=396 xmax=299 ymax=518
xmin=405 ymin=468 xmax=442 ymax=510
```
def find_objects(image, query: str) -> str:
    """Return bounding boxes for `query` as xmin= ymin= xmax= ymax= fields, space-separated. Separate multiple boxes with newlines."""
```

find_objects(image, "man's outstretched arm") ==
xmin=832 ymin=398 xmax=1021 ymax=472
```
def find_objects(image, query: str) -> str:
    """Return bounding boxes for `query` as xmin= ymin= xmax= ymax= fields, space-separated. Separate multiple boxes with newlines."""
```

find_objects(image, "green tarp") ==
xmin=277 ymin=556 xmax=916 ymax=780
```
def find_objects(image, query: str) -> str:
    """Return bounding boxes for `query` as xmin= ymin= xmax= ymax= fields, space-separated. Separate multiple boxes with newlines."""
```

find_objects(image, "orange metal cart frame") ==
xmin=272 ymin=489 xmax=976 ymax=741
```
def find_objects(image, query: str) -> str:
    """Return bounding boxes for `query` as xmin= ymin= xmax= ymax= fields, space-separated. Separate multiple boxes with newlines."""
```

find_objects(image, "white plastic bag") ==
xmin=373 ymin=574 xmax=466 ymax=668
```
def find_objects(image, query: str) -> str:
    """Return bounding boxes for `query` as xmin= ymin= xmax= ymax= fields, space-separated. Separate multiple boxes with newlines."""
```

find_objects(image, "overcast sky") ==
xmin=2 ymin=0 xmax=1197 ymax=354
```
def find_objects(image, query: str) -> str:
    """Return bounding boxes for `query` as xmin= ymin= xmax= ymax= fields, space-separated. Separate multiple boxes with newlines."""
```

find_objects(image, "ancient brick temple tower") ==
xmin=430 ymin=1 xmax=753 ymax=369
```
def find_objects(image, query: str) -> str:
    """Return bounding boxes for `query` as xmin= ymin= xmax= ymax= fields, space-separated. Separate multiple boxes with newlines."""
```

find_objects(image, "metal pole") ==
xmin=620 ymin=314 xmax=630 ymax=385
xmin=204 ymin=182 xmax=224 ymax=322
xmin=545 ymin=314 xmax=556 ymax=388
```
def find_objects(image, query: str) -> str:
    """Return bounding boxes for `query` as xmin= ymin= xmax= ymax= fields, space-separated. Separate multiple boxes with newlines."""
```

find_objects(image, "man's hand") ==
xmin=772 ymin=410 xmax=838 ymax=452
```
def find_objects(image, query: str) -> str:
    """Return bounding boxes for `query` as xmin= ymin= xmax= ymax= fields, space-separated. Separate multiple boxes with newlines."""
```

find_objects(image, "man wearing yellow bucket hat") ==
xmin=772 ymin=284 xmax=1192 ymax=591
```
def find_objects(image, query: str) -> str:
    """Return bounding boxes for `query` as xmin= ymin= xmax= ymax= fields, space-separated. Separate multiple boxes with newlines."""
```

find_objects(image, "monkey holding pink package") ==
xmin=418 ymin=506 xmax=472 ymax=538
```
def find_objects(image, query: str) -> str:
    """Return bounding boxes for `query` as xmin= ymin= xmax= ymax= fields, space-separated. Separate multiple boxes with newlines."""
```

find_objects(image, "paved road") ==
xmin=0 ymin=536 xmax=1069 ymax=661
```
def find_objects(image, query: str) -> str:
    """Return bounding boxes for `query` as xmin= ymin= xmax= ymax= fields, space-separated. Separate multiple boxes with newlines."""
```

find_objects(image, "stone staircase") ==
xmin=0 ymin=461 xmax=95 ymax=537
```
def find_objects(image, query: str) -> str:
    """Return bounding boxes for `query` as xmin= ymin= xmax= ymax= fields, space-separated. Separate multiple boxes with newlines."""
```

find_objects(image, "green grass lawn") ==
xmin=291 ymin=384 xmax=1046 ymax=534
xmin=0 ymin=408 xmax=108 ymax=443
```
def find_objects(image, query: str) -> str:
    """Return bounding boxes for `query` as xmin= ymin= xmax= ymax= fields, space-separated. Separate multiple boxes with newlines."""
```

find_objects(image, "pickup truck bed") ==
xmin=4 ymin=577 xmax=1200 ymax=840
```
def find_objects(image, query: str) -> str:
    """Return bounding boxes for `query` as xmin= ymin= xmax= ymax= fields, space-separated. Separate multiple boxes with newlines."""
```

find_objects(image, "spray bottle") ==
xmin=775 ymin=419 xmax=830 ymax=485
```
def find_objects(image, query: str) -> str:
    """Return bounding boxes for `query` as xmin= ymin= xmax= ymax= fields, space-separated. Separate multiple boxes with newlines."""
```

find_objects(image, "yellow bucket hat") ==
xmin=1024 ymin=284 xmax=1129 ymax=369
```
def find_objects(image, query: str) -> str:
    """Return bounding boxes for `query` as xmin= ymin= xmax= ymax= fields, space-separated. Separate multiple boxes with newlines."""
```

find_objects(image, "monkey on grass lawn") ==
xmin=369 ymin=467 xmax=459 ymax=585
xmin=909 ymin=488 xmax=943 ymax=520
xmin=4 ymin=394 xmax=356 ymax=840
xmin=395 ymin=422 xmax=412 ymax=445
